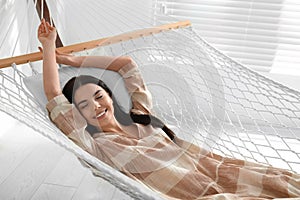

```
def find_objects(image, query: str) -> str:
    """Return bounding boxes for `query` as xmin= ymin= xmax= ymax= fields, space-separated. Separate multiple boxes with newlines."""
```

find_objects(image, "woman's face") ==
xmin=74 ymin=83 xmax=115 ymax=130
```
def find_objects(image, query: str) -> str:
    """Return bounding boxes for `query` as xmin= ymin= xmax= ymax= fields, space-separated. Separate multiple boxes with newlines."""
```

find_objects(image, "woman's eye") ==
xmin=80 ymin=104 xmax=88 ymax=109
xmin=96 ymin=95 xmax=103 ymax=100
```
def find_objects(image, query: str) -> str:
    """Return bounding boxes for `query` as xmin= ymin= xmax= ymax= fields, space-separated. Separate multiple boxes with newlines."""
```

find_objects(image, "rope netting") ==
xmin=113 ymin=27 xmax=300 ymax=173
xmin=1 ymin=25 xmax=300 ymax=199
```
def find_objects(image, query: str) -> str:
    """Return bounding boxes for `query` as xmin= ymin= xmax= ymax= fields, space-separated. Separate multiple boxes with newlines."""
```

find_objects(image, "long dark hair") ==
xmin=62 ymin=75 xmax=175 ymax=140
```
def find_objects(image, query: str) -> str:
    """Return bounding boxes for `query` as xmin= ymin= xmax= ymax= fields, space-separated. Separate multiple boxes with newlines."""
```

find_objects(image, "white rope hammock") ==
xmin=1 ymin=0 xmax=300 ymax=197
xmin=1 ymin=21 xmax=300 ymax=199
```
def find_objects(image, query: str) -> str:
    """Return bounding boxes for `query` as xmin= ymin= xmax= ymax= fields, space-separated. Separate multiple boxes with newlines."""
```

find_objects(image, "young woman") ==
xmin=38 ymin=19 xmax=300 ymax=200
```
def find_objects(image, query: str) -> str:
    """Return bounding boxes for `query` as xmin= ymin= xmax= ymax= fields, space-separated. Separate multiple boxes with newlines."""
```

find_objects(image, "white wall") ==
xmin=46 ymin=0 xmax=154 ymax=46
xmin=0 ymin=0 xmax=40 ymax=133
xmin=0 ymin=0 xmax=40 ymax=58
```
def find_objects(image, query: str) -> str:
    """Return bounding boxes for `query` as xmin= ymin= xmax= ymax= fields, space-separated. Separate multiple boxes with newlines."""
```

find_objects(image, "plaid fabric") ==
xmin=46 ymin=63 xmax=300 ymax=200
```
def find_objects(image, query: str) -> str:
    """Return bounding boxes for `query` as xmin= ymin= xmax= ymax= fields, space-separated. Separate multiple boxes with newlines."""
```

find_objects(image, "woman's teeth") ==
xmin=96 ymin=110 xmax=106 ymax=118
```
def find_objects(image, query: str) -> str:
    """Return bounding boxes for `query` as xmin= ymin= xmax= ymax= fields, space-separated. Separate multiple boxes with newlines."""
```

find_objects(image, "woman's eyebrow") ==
xmin=93 ymin=90 xmax=102 ymax=97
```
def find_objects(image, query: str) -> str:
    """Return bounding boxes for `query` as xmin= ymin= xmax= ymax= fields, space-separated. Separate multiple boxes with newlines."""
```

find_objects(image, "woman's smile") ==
xmin=95 ymin=108 xmax=108 ymax=120
xmin=74 ymin=83 xmax=118 ymax=130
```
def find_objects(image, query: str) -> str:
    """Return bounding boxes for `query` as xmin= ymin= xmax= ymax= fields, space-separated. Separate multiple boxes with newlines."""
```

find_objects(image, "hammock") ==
xmin=1 ymin=15 xmax=300 ymax=200
xmin=0 ymin=20 xmax=300 ymax=199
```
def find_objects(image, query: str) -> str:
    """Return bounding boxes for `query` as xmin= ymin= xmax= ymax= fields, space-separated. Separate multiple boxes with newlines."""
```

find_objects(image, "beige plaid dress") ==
xmin=46 ymin=63 xmax=300 ymax=200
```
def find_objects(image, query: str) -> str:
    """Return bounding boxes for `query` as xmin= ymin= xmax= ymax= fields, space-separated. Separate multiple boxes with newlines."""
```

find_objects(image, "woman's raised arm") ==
xmin=38 ymin=19 xmax=62 ymax=101
xmin=56 ymin=52 xmax=133 ymax=73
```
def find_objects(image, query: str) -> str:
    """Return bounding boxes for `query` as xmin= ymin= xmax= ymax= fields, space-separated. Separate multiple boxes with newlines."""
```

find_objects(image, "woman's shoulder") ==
xmin=46 ymin=94 xmax=70 ymax=112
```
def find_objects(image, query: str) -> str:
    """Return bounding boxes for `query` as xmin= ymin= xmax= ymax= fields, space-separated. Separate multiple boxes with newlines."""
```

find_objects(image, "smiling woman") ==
xmin=74 ymin=84 xmax=112 ymax=128
xmin=62 ymin=75 xmax=133 ymax=134
xmin=37 ymin=17 xmax=300 ymax=200
xmin=1 ymin=0 xmax=300 ymax=198
xmin=70 ymin=81 xmax=115 ymax=131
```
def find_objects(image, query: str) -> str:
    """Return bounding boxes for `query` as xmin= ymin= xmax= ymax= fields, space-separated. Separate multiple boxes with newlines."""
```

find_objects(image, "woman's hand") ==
xmin=38 ymin=19 xmax=57 ymax=47
xmin=38 ymin=47 xmax=84 ymax=67
xmin=55 ymin=50 xmax=83 ymax=67
xmin=55 ymin=50 xmax=74 ymax=64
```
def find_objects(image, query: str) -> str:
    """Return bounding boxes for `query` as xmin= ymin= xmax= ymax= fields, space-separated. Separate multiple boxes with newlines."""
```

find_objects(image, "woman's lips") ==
xmin=96 ymin=109 xmax=107 ymax=120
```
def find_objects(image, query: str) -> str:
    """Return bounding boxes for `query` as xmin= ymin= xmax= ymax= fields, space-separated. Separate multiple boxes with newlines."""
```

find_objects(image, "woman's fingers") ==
xmin=38 ymin=22 xmax=44 ymax=33
xmin=46 ymin=21 xmax=52 ymax=29
xmin=42 ymin=19 xmax=49 ymax=33
xmin=55 ymin=50 xmax=61 ymax=55
xmin=37 ymin=19 xmax=57 ymax=44
xmin=55 ymin=50 xmax=68 ymax=55
xmin=38 ymin=19 xmax=48 ymax=35
xmin=38 ymin=27 xmax=42 ymax=35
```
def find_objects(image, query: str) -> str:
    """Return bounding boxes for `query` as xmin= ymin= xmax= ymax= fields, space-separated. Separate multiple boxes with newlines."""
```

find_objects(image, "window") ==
xmin=154 ymin=0 xmax=300 ymax=75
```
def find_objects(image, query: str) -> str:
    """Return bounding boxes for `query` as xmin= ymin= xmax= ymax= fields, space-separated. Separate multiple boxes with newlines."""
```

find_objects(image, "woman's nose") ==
xmin=94 ymin=101 xmax=101 ymax=109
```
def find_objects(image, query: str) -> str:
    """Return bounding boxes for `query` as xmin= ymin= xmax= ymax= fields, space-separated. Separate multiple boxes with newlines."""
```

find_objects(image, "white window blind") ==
xmin=154 ymin=0 xmax=300 ymax=74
